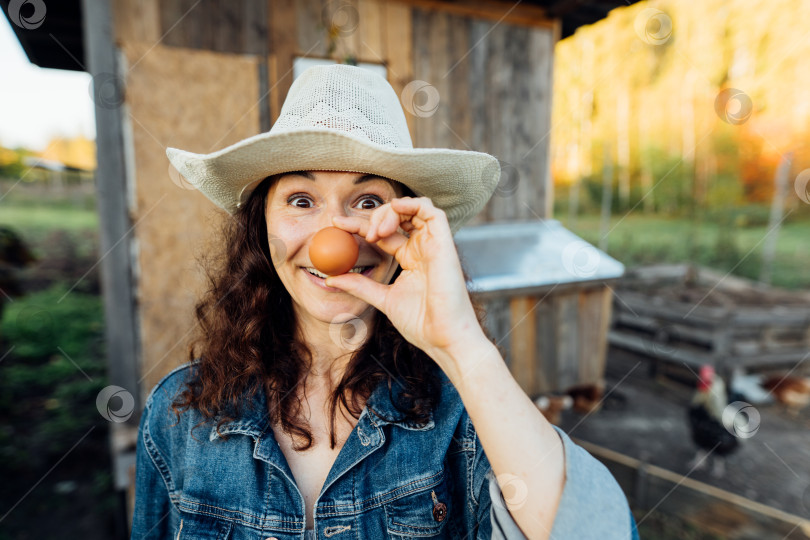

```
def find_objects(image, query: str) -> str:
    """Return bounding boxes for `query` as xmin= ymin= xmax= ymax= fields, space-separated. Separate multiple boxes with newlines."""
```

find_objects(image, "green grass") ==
xmin=0 ymin=178 xmax=98 ymax=240
xmin=0 ymin=282 xmax=106 ymax=513
xmin=0 ymin=197 xmax=806 ymax=290
xmin=0 ymin=204 xmax=98 ymax=234
xmin=556 ymin=213 xmax=810 ymax=290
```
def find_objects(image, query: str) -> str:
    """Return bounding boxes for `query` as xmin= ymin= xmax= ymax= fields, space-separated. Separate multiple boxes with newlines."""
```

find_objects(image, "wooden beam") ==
xmin=112 ymin=0 xmax=160 ymax=43
xmin=358 ymin=0 xmax=384 ymax=62
xmin=82 ymin=0 xmax=142 ymax=532
xmin=269 ymin=0 xmax=296 ymax=124
xmin=81 ymin=0 xmax=142 ymax=424
xmin=509 ymin=295 xmax=538 ymax=396
xmin=391 ymin=0 xmax=556 ymax=29
xmin=383 ymin=1 xmax=415 ymax=141
xmin=575 ymin=438 xmax=810 ymax=539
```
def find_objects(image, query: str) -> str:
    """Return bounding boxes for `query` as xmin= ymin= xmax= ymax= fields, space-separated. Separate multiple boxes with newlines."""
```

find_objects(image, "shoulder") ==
xmin=144 ymin=360 xmax=200 ymax=411
xmin=140 ymin=360 xmax=203 ymax=441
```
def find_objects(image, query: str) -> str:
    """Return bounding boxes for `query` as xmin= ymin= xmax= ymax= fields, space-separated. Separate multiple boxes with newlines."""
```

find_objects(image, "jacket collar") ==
xmin=364 ymin=375 xmax=436 ymax=431
xmin=209 ymin=371 xmax=436 ymax=442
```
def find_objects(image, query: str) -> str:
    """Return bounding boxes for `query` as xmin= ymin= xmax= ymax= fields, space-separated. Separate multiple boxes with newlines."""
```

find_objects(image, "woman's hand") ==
xmin=330 ymin=199 xmax=569 ymax=540
xmin=325 ymin=196 xmax=483 ymax=365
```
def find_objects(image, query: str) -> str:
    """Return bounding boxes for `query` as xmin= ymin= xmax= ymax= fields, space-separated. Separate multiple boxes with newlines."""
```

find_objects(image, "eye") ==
xmin=288 ymin=194 xmax=313 ymax=208
xmin=356 ymin=194 xmax=384 ymax=210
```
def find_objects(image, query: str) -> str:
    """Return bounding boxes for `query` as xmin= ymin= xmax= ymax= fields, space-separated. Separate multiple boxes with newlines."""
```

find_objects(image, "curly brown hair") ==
xmin=170 ymin=173 xmax=489 ymax=451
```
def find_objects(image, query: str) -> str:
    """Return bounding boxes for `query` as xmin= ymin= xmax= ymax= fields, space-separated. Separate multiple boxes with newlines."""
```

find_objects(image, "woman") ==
xmin=132 ymin=64 xmax=639 ymax=539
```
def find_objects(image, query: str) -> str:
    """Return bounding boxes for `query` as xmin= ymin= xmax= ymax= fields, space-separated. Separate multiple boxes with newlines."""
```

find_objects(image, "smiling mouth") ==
xmin=302 ymin=266 xmax=375 ymax=279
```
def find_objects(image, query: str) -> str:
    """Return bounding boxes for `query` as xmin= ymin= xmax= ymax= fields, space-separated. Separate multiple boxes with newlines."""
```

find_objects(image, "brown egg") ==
xmin=309 ymin=226 xmax=360 ymax=276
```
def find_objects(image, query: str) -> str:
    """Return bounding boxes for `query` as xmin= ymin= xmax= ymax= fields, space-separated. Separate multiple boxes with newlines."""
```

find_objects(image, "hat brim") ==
xmin=166 ymin=128 xmax=501 ymax=235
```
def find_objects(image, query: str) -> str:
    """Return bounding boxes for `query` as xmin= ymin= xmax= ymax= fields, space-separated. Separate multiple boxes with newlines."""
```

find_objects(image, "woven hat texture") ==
xmin=166 ymin=64 xmax=501 ymax=235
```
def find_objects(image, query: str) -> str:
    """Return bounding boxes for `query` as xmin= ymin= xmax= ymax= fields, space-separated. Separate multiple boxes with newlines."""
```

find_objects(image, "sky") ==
xmin=0 ymin=15 xmax=95 ymax=151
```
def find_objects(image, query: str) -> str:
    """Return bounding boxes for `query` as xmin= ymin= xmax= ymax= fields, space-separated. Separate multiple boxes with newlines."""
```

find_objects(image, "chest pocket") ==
xmin=174 ymin=514 xmax=234 ymax=540
xmin=383 ymin=469 xmax=453 ymax=538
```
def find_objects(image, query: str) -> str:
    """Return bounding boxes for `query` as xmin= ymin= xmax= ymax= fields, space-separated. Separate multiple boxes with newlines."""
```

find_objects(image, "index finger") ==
xmin=331 ymin=210 xmax=409 ymax=243
xmin=332 ymin=214 xmax=410 ymax=259
xmin=389 ymin=197 xmax=447 ymax=233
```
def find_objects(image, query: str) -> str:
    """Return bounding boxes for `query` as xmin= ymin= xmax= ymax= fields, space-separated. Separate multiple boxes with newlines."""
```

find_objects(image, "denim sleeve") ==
xmin=130 ymin=395 xmax=175 ymax=539
xmin=482 ymin=424 xmax=639 ymax=540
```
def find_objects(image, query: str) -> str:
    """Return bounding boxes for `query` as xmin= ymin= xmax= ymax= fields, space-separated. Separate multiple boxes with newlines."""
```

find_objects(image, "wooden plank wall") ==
xmin=110 ymin=0 xmax=562 ymax=390
xmin=410 ymin=6 xmax=556 ymax=222
xmin=119 ymin=41 xmax=261 ymax=396
xmin=134 ymin=0 xmax=556 ymax=219
xmin=483 ymin=286 xmax=613 ymax=397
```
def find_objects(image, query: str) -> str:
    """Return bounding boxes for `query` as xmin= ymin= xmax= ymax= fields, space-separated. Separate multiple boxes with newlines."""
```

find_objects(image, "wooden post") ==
xmin=568 ymin=175 xmax=580 ymax=230
xmin=269 ymin=0 xmax=296 ymax=124
xmin=599 ymin=144 xmax=613 ymax=252
xmin=509 ymin=296 xmax=538 ymax=396
xmin=80 ymin=0 xmax=141 ymax=421
xmin=580 ymin=38 xmax=594 ymax=180
xmin=81 ymin=0 xmax=142 ymax=534
xmin=760 ymin=152 xmax=792 ymax=284
xmin=617 ymin=87 xmax=630 ymax=210
xmin=638 ymin=93 xmax=654 ymax=214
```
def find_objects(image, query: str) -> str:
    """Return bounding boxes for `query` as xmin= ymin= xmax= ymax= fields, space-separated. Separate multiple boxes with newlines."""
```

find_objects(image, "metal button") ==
xmin=431 ymin=489 xmax=447 ymax=522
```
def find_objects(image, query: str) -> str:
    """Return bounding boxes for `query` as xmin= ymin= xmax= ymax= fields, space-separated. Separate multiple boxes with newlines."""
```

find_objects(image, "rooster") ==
xmin=686 ymin=365 xmax=741 ymax=477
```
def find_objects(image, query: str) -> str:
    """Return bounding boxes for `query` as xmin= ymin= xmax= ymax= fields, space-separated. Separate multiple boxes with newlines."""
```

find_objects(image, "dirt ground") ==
xmin=558 ymin=346 xmax=810 ymax=520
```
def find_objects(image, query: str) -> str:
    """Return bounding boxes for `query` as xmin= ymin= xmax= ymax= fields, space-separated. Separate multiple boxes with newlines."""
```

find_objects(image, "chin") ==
xmin=310 ymin=297 xmax=371 ymax=320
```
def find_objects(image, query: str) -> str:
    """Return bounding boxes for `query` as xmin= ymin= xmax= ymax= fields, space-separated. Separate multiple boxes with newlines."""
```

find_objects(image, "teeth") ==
xmin=306 ymin=266 xmax=370 ymax=279
xmin=306 ymin=268 xmax=329 ymax=278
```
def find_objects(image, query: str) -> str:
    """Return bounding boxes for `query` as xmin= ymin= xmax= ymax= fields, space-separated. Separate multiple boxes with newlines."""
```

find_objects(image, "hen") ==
xmin=760 ymin=375 xmax=810 ymax=415
xmin=534 ymin=394 xmax=573 ymax=426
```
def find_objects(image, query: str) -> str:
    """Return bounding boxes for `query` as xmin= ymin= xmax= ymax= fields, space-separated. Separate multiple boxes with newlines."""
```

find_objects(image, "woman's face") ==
xmin=265 ymin=170 xmax=404 ymax=325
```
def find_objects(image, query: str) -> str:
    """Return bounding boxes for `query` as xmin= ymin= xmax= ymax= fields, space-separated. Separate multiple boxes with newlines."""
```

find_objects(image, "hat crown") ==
xmin=272 ymin=64 xmax=414 ymax=149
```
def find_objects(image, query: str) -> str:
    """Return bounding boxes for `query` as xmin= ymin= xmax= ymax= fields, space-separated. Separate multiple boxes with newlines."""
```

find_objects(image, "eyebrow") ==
xmin=282 ymin=171 xmax=388 ymax=185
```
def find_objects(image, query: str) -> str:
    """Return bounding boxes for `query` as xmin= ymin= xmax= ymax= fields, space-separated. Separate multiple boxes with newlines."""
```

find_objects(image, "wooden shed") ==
xmin=455 ymin=220 xmax=624 ymax=399
xmin=3 ymin=0 xmax=638 ymax=532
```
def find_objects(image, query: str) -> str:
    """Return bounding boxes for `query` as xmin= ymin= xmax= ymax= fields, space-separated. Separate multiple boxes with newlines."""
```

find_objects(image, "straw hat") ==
xmin=166 ymin=63 xmax=501 ymax=235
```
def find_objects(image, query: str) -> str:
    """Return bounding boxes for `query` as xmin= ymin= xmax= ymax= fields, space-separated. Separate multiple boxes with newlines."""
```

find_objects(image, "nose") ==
xmin=315 ymin=200 xmax=365 ymax=238
xmin=320 ymin=205 xmax=349 ymax=228
xmin=308 ymin=192 xmax=343 ymax=224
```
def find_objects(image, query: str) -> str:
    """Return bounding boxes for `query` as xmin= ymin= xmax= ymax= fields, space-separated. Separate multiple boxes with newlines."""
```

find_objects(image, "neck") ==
xmin=295 ymin=307 xmax=377 ymax=388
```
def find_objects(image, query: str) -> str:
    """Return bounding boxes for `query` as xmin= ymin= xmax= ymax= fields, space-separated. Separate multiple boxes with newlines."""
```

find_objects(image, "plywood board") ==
xmin=120 ymin=41 xmax=261 ymax=398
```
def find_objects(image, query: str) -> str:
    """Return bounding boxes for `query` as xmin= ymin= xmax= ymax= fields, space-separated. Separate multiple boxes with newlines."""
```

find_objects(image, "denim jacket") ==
xmin=132 ymin=360 xmax=640 ymax=539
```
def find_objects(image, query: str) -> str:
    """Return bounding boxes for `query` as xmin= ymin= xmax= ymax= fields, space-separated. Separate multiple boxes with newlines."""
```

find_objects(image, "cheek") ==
xmin=266 ymin=216 xmax=309 ymax=265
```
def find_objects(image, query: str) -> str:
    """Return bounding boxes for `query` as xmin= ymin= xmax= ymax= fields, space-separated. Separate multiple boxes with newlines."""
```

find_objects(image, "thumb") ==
xmin=324 ymin=274 xmax=388 ymax=311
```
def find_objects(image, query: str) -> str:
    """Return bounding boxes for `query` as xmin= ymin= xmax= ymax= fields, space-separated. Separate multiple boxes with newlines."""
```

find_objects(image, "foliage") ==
xmin=552 ymin=0 xmax=810 ymax=214
xmin=0 ymin=282 xmax=106 ymax=469
xmin=560 ymin=212 xmax=810 ymax=290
